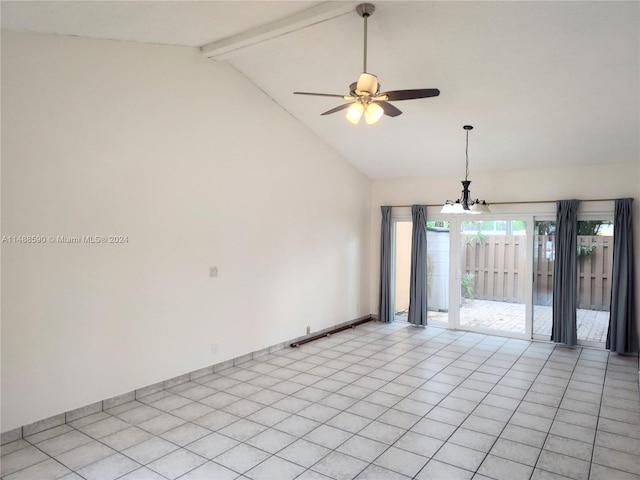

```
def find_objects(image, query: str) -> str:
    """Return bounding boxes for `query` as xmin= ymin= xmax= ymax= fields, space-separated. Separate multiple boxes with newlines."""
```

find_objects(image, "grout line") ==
xmin=588 ymin=350 xmax=609 ymax=480
xmin=411 ymin=336 xmax=554 ymax=478
xmin=526 ymin=346 xmax=584 ymax=479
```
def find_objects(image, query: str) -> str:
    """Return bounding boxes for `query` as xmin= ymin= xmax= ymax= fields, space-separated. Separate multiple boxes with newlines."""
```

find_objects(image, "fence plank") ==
xmin=462 ymin=233 xmax=610 ymax=310
xmin=536 ymin=235 xmax=553 ymax=306
xmin=516 ymin=236 xmax=526 ymax=302
xmin=496 ymin=237 xmax=506 ymax=301
xmin=480 ymin=240 xmax=488 ymax=298
xmin=592 ymin=236 xmax=603 ymax=308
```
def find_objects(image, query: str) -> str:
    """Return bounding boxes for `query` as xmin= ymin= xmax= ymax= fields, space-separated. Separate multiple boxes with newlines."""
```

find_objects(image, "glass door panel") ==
xmin=394 ymin=219 xmax=451 ymax=326
xmin=459 ymin=219 xmax=529 ymax=335
xmin=394 ymin=220 xmax=412 ymax=321
xmin=576 ymin=219 xmax=613 ymax=345
xmin=533 ymin=220 xmax=555 ymax=339
xmin=532 ymin=218 xmax=612 ymax=346
xmin=427 ymin=221 xmax=450 ymax=327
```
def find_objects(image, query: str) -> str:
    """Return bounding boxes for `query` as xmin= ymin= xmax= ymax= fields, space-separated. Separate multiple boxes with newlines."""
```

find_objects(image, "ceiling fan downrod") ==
xmin=356 ymin=3 xmax=375 ymax=73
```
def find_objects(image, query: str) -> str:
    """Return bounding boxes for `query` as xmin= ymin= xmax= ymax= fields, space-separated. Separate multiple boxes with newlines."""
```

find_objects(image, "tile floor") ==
xmin=2 ymin=321 xmax=639 ymax=480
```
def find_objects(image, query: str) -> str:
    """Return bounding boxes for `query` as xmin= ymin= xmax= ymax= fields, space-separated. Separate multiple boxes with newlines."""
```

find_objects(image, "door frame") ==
xmin=391 ymin=215 xmax=412 ymax=323
xmin=446 ymin=214 xmax=535 ymax=340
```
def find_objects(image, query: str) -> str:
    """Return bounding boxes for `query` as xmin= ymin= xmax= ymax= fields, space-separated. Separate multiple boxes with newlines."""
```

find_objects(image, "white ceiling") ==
xmin=2 ymin=1 xmax=639 ymax=179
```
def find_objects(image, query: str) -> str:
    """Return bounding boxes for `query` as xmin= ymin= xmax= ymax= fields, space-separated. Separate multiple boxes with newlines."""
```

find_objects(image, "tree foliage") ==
xmin=535 ymin=220 xmax=610 ymax=236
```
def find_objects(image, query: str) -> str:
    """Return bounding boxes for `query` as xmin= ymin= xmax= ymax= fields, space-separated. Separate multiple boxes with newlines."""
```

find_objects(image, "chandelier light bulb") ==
xmin=450 ymin=201 xmax=465 ymax=214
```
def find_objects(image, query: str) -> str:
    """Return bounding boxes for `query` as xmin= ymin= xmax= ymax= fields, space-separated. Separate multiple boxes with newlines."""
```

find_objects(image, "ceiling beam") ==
xmin=200 ymin=1 xmax=356 ymax=61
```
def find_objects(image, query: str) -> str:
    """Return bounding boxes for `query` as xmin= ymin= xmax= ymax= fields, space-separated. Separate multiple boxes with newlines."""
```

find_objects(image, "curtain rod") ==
xmin=389 ymin=198 xmax=629 ymax=208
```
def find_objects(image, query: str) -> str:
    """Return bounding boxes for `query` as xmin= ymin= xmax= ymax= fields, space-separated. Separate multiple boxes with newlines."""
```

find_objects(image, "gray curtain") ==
xmin=408 ymin=205 xmax=428 ymax=326
xmin=551 ymin=199 xmax=580 ymax=346
xmin=607 ymin=198 xmax=638 ymax=353
xmin=378 ymin=206 xmax=394 ymax=323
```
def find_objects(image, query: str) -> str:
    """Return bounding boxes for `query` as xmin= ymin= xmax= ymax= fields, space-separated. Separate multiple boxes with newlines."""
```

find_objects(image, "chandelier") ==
xmin=441 ymin=125 xmax=490 ymax=214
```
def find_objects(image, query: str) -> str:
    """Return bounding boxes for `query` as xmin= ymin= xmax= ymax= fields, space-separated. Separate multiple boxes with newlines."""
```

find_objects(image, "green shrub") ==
xmin=461 ymin=272 xmax=475 ymax=299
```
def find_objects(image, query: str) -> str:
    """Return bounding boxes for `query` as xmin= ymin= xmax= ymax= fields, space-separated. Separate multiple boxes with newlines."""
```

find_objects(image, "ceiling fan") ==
xmin=294 ymin=3 xmax=440 ymax=125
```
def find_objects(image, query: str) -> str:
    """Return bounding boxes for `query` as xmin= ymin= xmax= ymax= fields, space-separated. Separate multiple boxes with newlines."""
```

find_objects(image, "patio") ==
xmin=399 ymin=299 xmax=610 ymax=343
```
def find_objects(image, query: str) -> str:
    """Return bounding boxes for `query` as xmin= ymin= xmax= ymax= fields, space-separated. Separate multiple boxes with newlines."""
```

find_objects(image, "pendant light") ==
xmin=441 ymin=125 xmax=490 ymax=214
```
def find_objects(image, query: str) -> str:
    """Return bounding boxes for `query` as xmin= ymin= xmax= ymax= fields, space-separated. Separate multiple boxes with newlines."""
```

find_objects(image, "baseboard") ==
xmin=1 ymin=314 xmax=374 ymax=445
xmin=290 ymin=316 xmax=373 ymax=347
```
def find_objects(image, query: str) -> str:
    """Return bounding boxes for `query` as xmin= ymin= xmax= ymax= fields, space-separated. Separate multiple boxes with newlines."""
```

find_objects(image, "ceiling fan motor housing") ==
xmin=356 ymin=73 xmax=379 ymax=95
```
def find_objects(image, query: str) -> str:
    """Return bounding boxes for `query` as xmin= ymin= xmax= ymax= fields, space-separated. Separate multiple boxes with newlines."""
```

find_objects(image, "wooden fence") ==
xmin=462 ymin=234 xmax=527 ymax=303
xmin=576 ymin=235 xmax=613 ymax=310
xmin=534 ymin=235 xmax=554 ymax=307
xmin=462 ymin=234 xmax=613 ymax=310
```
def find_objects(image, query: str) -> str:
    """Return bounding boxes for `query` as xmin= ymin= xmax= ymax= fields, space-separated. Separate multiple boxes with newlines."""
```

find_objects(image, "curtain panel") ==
xmin=607 ymin=198 xmax=639 ymax=354
xmin=379 ymin=206 xmax=394 ymax=323
xmin=408 ymin=205 xmax=428 ymax=326
xmin=551 ymin=199 xmax=580 ymax=346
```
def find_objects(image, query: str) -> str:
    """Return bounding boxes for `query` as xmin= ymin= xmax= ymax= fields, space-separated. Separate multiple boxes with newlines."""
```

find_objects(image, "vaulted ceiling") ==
xmin=2 ymin=1 xmax=638 ymax=179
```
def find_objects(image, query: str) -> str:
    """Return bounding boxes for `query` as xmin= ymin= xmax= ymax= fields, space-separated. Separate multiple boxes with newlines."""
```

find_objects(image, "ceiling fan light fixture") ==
xmin=293 ymin=3 xmax=440 ymax=124
xmin=364 ymin=102 xmax=384 ymax=124
xmin=346 ymin=102 xmax=364 ymax=124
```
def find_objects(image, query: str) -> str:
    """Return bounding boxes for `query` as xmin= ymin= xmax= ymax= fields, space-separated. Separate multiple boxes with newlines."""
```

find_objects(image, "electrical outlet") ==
xmin=209 ymin=266 xmax=218 ymax=278
xmin=306 ymin=325 xmax=311 ymax=335
xmin=211 ymin=344 xmax=218 ymax=354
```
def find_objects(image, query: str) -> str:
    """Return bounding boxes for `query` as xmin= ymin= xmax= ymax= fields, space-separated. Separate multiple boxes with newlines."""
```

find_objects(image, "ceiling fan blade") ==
xmin=381 ymin=89 xmax=440 ymax=101
xmin=294 ymin=92 xmax=347 ymax=98
xmin=321 ymin=103 xmax=354 ymax=116
xmin=376 ymin=101 xmax=403 ymax=117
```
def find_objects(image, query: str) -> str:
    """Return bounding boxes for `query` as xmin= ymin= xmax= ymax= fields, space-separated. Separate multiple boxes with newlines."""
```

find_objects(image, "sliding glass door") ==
xmin=393 ymin=214 xmax=533 ymax=337
xmin=390 ymin=209 xmax=613 ymax=345
xmin=532 ymin=216 xmax=613 ymax=346
xmin=457 ymin=218 xmax=532 ymax=338
xmin=426 ymin=222 xmax=450 ymax=327
xmin=576 ymin=218 xmax=613 ymax=346
xmin=393 ymin=218 xmax=451 ymax=326
xmin=533 ymin=218 xmax=555 ymax=339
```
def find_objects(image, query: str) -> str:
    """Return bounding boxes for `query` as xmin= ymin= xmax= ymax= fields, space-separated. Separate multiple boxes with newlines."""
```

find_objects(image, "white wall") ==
xmin=1 ymin=31 xmax=371 ymax=431
xmin=369 ymin=163 xmax=640 ymax=337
